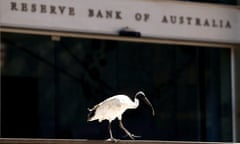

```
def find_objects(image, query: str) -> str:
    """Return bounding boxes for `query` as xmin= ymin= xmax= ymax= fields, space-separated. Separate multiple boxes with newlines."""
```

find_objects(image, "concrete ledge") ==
xmin=0 ymin=138 xmax=234 ymax=144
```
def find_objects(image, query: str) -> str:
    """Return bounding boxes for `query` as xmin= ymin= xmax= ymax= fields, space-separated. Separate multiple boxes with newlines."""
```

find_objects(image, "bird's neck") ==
xmin=133 ymin=98 xmax=140 ymax=108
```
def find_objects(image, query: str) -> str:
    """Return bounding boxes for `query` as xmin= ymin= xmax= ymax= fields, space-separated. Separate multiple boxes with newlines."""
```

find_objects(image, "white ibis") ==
xmin=87 ymin=91 xmax=155 ymax=141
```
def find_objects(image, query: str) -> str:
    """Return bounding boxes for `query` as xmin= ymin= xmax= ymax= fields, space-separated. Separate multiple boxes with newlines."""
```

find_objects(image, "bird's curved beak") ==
xmin=141 ymin=96 xmax=155 ymax=116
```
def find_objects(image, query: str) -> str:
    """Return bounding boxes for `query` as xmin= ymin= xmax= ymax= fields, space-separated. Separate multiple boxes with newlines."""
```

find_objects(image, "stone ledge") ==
xmin=0 ymin=138 xmax=234 ymax=144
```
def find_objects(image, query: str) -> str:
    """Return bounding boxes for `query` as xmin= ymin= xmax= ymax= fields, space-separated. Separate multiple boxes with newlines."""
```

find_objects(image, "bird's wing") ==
xmin=88 ymin=95 xmax=127 ymax=111
xmin=100 ymin=95 xmax=126 ymax=110
xmin=88 ymin=97 xmax=113 ymax=111
xmin=88 ymin=104 xmax=100 ymax=111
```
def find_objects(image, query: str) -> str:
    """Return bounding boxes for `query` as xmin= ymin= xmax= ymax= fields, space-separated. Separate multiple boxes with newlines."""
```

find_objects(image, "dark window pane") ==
xmin=1 ymin=33 xmax=232 ymax=141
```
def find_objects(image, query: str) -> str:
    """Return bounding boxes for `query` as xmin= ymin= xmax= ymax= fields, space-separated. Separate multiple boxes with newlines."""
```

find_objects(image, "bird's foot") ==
xmin=131 ymin=134 xmax=141 ymax=138
xmin=123 ymin=134 xmax=141 ymax=140
xmin=106 ymin=138 xmax=119 ymax=143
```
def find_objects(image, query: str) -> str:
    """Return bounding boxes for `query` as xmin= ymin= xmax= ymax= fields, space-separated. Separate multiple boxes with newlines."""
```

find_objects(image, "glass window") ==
xmin=1 ymin=32 xmax=232 ymax=141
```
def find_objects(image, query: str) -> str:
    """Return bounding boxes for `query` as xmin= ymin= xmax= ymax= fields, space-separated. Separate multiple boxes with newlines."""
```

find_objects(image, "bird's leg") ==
xmin=106 ymin=122 xmax=118 ymax=142
xmin=119 ymin=120 xmax=140 ymax=140
xmin=109 ymin=122 xmax=114 ymax=140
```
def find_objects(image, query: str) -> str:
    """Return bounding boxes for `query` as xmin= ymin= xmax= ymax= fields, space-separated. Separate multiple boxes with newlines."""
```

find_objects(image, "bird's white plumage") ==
xmin=88 ymin=94 xmax=139 ymax=122
xmin=88 ymin=91 xmax=154 ymax=141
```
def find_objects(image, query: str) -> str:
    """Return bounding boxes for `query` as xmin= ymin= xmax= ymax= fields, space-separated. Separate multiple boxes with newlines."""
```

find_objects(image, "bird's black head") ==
xmin=135 ymin=91 xmax=155 ymax=116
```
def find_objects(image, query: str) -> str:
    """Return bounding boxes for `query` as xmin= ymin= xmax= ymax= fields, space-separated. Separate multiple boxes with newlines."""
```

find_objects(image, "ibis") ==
xmin=87 ymin=91 xmax=155 ymax=141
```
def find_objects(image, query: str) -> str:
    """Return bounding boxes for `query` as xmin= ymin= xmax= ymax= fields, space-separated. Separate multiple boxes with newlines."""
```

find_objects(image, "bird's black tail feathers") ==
xmin=87 ymin=105 xmax=99 ymax=121
xmin=87 ymin=109 xmax=96 ymax=121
